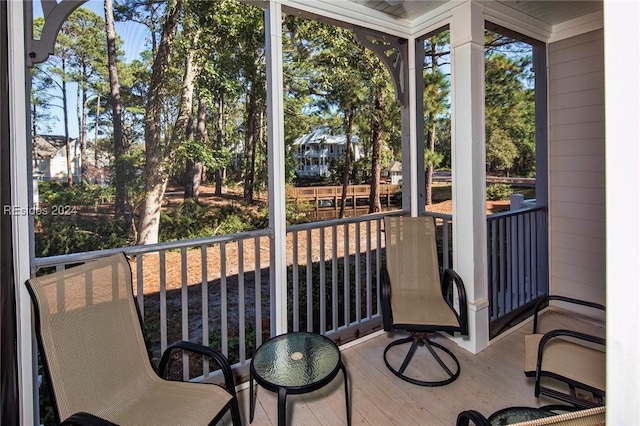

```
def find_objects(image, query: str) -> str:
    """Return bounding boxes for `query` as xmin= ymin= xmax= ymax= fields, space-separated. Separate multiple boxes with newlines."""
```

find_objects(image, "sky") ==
xmin=33 ymin=0 xmax=148 ymax=137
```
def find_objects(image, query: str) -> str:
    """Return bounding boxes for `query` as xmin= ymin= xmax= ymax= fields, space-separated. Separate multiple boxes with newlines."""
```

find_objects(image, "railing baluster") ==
xmin=220 ymin=243 xmax=228 ymax=357
xmin=306 ymin=228 xmax=313 ymax=332
xmin=254 ymin=236 xmax=262 ymax=349
xmin=490 ymin=221 xmax=498 ymax=320
xmin=331 ymin=224 xmax=338 ymax=332
xmin=366 ymin=220 xmax=372 ymax=319
xmin=343 ymin=223 xmax=349 ymax=329
xmin=201 ymin=245 xmax=209 ymax=377
xmin=136 ymin=254 xmax=144 ymax=317
xmin=524 ymin=212 xmax=531 ymax=303
xmin=509 ymin=216 xmax=515 ymax=310
xmin=517 ymin=214 xmax=525 ymax=305
xmin=319 ymin=227 xmax=326 ymax=334
xmin=159 ymin=251 xmax=167 ymax=355
xmin=355 ymin=222 xmax=361 ymax=325
xmin=181 ymin=248 xmax=189 ymax=380
xmin=376 ymin=217 xmax=382 ymax=315
xmin=443 ymin=218 xmax=450 ymax=270
xmin=238 ymin=239 xmax=246 ymax=365
xmin=499 ymin=218 xmax=506 ymax=319
xmin=292 ymin=231 xmax=299 ymax=332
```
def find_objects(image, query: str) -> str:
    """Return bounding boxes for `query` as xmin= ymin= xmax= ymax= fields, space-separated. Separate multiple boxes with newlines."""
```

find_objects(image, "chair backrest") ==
xmin=384 ymin=216 xmax=442 ymax=313
xmin=26 ymin=253 xmax=156 ymax=421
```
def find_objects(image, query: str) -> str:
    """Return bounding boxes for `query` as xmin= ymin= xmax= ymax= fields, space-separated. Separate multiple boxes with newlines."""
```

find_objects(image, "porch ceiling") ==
xmin=350 ymin=0 xmax=603 ymax=26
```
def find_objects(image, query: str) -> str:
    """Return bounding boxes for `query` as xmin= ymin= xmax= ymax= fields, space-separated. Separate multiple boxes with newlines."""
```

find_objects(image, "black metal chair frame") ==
xmin=526 ymin=295 xmax=605 ymax=408
xmin=456 ymin=405 xmax=581 ymax=426
xmin=381 ymin=265 xmax=468 ymax=387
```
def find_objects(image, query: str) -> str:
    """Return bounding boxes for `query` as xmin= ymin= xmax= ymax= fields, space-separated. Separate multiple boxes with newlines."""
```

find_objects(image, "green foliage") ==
xmin=486 ymin=183 xmax=514 ymax=201
xmin=285 ymin=200 xmax=315 ymax=225
xmin=35 ymin=214 xmax=132 ymax=257
xmin=484 ymin=32 xmax=536 ymax=177
xmin=36 ymin=182 xmax=129 ymax=258
xmin=486 ymin=127 xmax=519 ymax=172
xmin=159 ymin=201 xmax=268 ymax=242
xmin=39 ymin=181 xmax=115 ymax=208
xmin=424 ymin=149 xmax=444 ymax=169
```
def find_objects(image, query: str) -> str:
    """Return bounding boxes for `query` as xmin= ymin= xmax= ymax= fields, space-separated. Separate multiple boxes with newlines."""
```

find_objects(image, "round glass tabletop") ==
xmin=251 ymin=332 xmax=340 ymax=389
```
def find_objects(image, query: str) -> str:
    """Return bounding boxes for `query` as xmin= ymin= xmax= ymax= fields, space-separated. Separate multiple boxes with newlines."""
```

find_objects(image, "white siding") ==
xmin=548 ymin=29 xmax=606 ymax=310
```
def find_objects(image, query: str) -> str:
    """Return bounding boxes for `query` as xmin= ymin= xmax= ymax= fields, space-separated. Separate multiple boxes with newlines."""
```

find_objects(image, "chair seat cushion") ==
xmin=391 ymin=293 xmax=460 ymax=328
xmin=524 ymin=333 xmax=605 ymax=392
xmin=93 ymin=376 xmax=233 ymax=425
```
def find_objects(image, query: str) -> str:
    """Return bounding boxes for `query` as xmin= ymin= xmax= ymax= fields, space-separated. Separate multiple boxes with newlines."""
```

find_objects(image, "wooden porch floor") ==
xmin=228 ymin=309 xmax=605 ymax=425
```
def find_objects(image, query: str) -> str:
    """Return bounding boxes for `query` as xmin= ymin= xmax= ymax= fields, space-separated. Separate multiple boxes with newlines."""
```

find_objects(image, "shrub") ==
xmin=486 ymin=183 xmax=513 ymax=201
xmin=35 ymin=214 xmax=132 ymax=257
xmin=160 ymin=200 xmax=215 ymax=241
xmin=159 ymin=201 xmax=269 ymax=242
xmin=38 ymin=181 xmax=115 ymax=208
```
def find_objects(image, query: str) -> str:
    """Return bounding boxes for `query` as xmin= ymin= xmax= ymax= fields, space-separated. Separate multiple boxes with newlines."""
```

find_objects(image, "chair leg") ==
xmin=230 ymin=396 xmax=243 ymax=426
xmin=383 ymin=333 xmax=461 ymax=387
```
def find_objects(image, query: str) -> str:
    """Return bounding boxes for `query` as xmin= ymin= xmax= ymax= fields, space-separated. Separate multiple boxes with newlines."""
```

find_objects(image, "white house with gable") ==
xmin=292 ymin=126 xmax=362 ymax=178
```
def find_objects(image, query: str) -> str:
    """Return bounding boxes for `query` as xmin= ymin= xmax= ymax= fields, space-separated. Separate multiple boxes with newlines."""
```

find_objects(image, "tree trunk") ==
xmin=369 ymin=93 xmax=384 ymax=214
xmin=94 ymin=94 xmax=100 ymax=170
xmin=61 ymin=59 xmax=73 ymax=187
xmin=185 ymin=98 xmax=207 ymax=201
xmin=339 ymin=110 xmax=355 ymax=219
xmin=79 ymin=79 xmax=89 ymax=184
xmin=243 ymin=91 xmax=258 ymax=203
xmin=137 ymin=0 xmax=183 ymax=245
xmin=214 ymin=95 xmax=223 ymax=195
xmin=105 ymin=0 xmax=126 ymax=218
xmin=169 ymin=28 xmax=200 ymax=203
xmin=171 ymin=29 xmax=200 ymax=146
xmin=426 ymin=121 xmax=436 ymax=205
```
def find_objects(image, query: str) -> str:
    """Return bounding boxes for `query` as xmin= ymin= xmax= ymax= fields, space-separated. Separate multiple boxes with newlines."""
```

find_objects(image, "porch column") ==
xmin=405 ymin=35 xmax=420 ymax=215
xmin=8 ymin=0 xmax=37 ymax=423
xmin=605 ymin=0 xmax=640 ymax=422
xmin=265 ymin=1 xmax=288 ymax=336
xmin=450 ymin=1 xmax=489 ymax=354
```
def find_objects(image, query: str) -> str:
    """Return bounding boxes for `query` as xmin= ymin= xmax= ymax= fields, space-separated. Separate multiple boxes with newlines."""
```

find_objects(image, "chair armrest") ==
xmin=534 ymin=329 xmax=606 ymax=396
xmin=536 ymin=328 xmax=606 ymax=369
xmin=538 ymin=329 xmax=605 ymax=349
xmin=532 ymin=295 xmax=605 ymax=333
xmin=442 ymin=269 xmax=468 ymax=335
xmin=456 ymin=410 xmax=491 ymax=426
xmin=157 ymin=341 xmax=237 ymax=398
xmin=61 ymin=412 xmax=118 ymax=426
xmin=380 ymin=266 xmax=393 ymax=331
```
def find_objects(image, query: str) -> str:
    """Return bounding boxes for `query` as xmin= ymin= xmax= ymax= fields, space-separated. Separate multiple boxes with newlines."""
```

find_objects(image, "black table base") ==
xmin=249 ymin=332 xmax=351 ymax=426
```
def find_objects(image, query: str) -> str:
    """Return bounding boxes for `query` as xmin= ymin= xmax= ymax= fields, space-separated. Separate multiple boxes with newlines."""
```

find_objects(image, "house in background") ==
xmin=32 ymin=135 xmax=80 ymax=183
xmin=292 ymin=126 xmax=362 ymax=178
xmin=381 ymin=160 xmax=402 ymax=185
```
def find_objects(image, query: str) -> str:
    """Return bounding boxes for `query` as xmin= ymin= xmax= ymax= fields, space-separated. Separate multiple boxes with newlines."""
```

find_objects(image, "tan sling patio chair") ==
xmin=381 ymin=216 xmax=468 ymax=387
xmin=26 ymin=253 xmax=242 ymax=426
xmin=524 ymin=295 xmax=606 ymax=409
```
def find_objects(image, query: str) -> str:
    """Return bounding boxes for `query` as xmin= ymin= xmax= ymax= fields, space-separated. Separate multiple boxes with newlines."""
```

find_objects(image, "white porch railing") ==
xmin=31 ymin=211 xmax=457 ymax=384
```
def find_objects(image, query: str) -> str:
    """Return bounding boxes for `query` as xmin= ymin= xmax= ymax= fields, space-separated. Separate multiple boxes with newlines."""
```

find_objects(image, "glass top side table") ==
xmin=249 ymin=332 xmax=350 ymax=426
